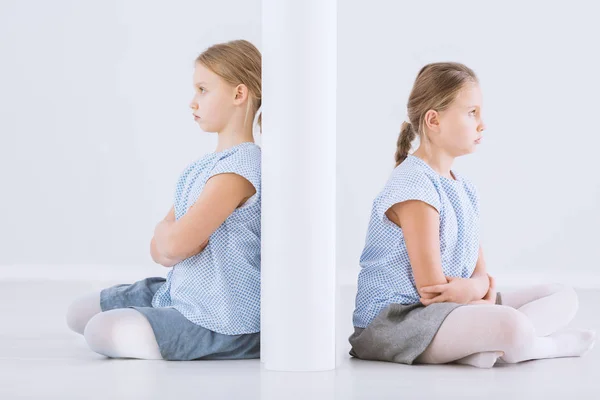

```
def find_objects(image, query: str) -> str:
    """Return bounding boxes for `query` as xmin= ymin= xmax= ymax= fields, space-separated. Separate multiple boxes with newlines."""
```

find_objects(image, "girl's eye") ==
xmin=198 ymin=87 xmax=206 ymax=93
xmin=469 ymin=109 xmax=477 ymax=115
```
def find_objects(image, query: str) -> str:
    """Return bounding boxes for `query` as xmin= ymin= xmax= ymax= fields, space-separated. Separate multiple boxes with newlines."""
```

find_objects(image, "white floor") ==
xmin=1 ymin=279 xmax=599 ymax=399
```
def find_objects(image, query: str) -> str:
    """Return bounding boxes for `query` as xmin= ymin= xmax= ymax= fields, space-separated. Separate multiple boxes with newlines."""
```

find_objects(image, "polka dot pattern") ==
xmin=353 ymin=154 xmax=480 ymax=328
xmin=152 ymin=142 xmax=261 ymax=335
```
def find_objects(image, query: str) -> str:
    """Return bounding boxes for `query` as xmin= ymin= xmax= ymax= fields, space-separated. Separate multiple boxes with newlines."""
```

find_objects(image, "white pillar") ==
xmin=261 ymin=0 xmax=337 ymax=371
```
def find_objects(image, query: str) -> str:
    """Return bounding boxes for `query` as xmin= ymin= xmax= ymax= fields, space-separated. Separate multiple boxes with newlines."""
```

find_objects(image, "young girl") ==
xmin=349 ymin=62 xmax=596 ymax=368
xmin=66 ymin=39 xmax=263 ymax=361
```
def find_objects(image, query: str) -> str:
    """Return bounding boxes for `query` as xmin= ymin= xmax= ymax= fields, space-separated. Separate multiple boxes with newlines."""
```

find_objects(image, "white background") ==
xmin=337 ymin=0 xmax=600 ymax=287
xmin=1 ymin=0 xmax=599 ymax=287
xmin=0 ymin=0 xmax=261 ymax=280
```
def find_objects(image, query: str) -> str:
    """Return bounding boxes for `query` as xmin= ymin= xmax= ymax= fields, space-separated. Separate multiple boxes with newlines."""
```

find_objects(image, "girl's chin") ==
xmin=196 ymin=121 xmax=210 ymax=130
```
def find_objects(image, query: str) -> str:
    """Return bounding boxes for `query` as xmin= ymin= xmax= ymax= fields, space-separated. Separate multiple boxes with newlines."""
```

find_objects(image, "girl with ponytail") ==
xmin=349 ymin=62 xmax=595 ymax=368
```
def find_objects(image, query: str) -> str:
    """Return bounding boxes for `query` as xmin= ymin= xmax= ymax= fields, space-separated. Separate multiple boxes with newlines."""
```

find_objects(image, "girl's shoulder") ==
xmin=185 ymin=142 xmax=261 ymax=173
xmin=373 ymin=157 xmax=443 ymax=218
xmin=214 ymin=142 xmax=261 ymax=165
xmin=385 ymin=156 xmax=441 ymax=191
xmin=207 ymin=143 xmax=262 ymax=189
xmin=214 ymin=142 xmax=261 ymax=172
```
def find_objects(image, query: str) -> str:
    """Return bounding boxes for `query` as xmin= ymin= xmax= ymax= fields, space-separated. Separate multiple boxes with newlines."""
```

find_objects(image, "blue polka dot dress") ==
xmin=353 ymin=154 xmax=481 ymax=329
xmin=151 ymin=142 xmax=262 ymax=335
xmin=348 ymin=154 xmax=487 ymax=365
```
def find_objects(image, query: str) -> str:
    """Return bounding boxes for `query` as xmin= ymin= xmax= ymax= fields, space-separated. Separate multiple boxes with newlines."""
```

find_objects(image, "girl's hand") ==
xmin=419 ymin=276 xmax=480 ymax=306
xmin=468 ymin=274 xmax=497 ymax=305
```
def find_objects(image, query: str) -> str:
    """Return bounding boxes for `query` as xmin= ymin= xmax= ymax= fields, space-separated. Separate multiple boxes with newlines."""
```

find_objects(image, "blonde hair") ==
xmin=395 ymin=62 xmax=478 ymax=166
xmin=195 ymin=39 xmax=262 ymax=133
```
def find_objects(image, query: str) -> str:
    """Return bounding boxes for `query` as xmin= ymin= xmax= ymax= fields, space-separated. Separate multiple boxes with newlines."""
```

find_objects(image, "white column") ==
xmin=261 ymin=0 xmax=337 ymax=371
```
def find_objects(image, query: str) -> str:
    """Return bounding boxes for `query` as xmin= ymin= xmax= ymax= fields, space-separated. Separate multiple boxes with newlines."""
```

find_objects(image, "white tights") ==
xmin=66 ymin=291 xmax=162 ymax=360
xmin=67 ymin=283 xmax=596 ymax=365
xmin=416 ymin=283 xmax=597 ymax=368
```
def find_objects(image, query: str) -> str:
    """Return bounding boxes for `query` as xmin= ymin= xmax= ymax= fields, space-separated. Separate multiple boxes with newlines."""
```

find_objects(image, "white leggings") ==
xmin=67 ymin=283 xmax=595 ymax=363
xmin=66 ymin=292 xmax=162 ymax=359
xmin=416 ymin=283 xmax=596 ymax=366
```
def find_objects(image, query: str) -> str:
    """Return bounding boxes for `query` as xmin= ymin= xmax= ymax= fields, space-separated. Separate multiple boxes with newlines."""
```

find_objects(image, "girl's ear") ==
xmin=424 ymin=109 xmax=440 ymax=133
xmin=233 ymin=84 xmax=249 ymax=105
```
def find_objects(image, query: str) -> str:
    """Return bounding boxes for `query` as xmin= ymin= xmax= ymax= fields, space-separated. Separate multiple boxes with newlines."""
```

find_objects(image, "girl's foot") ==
xmin=453 ymin=351 xmax=504 ymax=368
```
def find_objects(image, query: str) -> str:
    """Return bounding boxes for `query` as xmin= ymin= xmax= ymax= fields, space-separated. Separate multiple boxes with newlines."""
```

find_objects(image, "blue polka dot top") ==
xmin=352 ymin=154 xmax=480 ymax=328
xmin=152 ymin=142 xmax=261 ymax=335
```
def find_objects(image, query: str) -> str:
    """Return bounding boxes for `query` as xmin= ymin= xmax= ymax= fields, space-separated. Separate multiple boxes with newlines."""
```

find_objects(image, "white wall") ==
xmin=337 ymin=0 xmax=600 ymax=287
xmin=0 ymin=0 xmax=261 ymax=278
xmin=2 ymin=0 xmax=599 ymax=287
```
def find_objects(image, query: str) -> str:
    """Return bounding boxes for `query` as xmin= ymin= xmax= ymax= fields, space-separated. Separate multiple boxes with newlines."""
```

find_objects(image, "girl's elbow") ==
xmin=162 ymin=242 xmax=180 ymax=261
xmin=150 ymin=237 xmax=164 ymax=263
xmin=159 ymin=233 xmax=181 ymax=260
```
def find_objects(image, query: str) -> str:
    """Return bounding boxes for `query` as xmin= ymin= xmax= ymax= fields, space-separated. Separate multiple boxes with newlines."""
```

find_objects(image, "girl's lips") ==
xmin=475 ymin=137 xmax=482 ymax=143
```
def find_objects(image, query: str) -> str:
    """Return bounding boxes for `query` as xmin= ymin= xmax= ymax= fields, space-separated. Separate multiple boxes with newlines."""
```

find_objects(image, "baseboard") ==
xmin=0 ymin=264 xmax=169 ymax=282
xmin=2 ymin=264 xmax=599 ymax=289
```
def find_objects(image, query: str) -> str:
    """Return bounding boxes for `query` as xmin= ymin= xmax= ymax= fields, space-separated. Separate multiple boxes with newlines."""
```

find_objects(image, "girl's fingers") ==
xmin=420 ymin=293 xmax=446 ymax=306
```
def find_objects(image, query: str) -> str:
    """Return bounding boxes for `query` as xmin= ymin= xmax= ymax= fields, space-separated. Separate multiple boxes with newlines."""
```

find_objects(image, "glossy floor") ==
xmin=1 ymin=280 xmax=598 ymax=399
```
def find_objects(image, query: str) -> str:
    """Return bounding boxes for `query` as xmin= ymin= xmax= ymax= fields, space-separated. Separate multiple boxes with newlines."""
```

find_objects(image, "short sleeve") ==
xmin=375 ymin=169 xmax=441 ymax=226
xmin=206 ymin=146 xmax=262 ymax=208
xmin=461 ymin=177 xmax=480 ymax=216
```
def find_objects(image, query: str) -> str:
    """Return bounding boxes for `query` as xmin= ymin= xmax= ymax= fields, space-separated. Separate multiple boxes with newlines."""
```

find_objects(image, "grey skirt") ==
xmin=348 ymin=292 xmax=503 ymax=365
xmin=100 ymin=277 xmax=260 ymax=361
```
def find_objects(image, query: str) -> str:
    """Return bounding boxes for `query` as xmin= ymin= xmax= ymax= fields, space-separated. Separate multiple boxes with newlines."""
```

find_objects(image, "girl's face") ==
xmin=189 ymin=63 xmax=237 ymax=133
xmin=436 ymin=83 xmax=486 ymax=156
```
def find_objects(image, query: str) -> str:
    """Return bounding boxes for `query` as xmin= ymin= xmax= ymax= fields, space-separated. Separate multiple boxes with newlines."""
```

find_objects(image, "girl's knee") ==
xmin=66 ymin=292 xmax=101 ymax=335
xmin=496 ymin=306 xmax=536 ymax=350
xmin=558 ymin=284 xmax=578 ymax=305
xmin=83 ymin=312 xmax=116 ymax=356
xmin=83 ymin=309 xmax=159 ymax=359
xmin=546 ymin=283 xmax=579 ymax=314
xmin=65 ymin=301 xmax=83 ymax=334
xmin=545 ymin=283 xmax=577 ymax=299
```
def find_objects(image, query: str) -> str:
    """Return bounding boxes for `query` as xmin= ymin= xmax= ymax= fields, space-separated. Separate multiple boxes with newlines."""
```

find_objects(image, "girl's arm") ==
xmin=150 ymin=236 xmax=179 ymax=267
xmin=388 ymin=200 xmax=484 ymax=304
xmin=150 ymin=206 xmax=179 ymax=267
xmin=153 ymin=173 xmax=256 ymax=262
xmin=387 ymin=200 xmax=449 ymax=300
xmin=469 ymin=274 xmax=497 ymax=305
xmin=469 ymin=245 xmax=491 ymax=300
xmin=151 ymin=205 xmax=206 ymax=267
